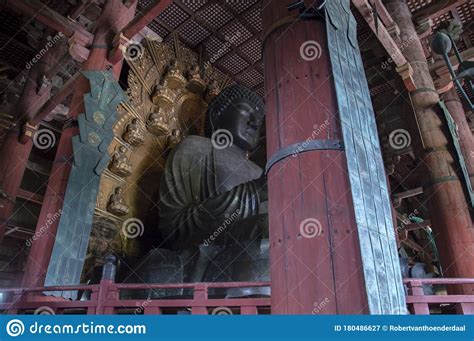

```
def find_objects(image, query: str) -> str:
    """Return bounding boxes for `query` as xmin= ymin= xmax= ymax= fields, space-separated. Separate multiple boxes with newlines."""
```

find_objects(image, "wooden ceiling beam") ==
xmin=122 ymin=0 xmax=173 ymax=39
xmin=5 ymin=0 xmax=93 ymax=44
xmin=29 ymin=72 xmax=80 ymax=126
xmin=353 ymin=0 xmax=417 ymax=91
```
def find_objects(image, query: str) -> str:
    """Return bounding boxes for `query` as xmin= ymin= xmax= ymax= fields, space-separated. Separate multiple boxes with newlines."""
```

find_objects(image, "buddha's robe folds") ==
xmin=158 ymin=135 xmax=262 ymax=249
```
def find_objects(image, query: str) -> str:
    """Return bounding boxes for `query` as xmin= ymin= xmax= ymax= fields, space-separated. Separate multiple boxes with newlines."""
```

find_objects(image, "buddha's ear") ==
xmin=208 ymin=106 xmax=221 ymax=132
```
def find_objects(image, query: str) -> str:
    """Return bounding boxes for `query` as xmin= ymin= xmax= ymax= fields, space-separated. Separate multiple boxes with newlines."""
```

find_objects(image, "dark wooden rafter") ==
xmin=4 ymin=0 xmax=93 ymax=44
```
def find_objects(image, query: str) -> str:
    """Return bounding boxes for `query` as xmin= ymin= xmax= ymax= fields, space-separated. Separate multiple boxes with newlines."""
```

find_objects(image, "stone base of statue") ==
xmin=126 ymin=239 xmax=270 ymax=299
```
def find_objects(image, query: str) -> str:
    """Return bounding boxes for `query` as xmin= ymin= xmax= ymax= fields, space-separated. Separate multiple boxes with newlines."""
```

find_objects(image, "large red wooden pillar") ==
xmin=385 ymin=0 xmax=474 ymax=293
xmin=22 ymin=0 xmax=137 ymax=288
xmin=0 ymin=63 xmax=52 ymax=240
xmin=443 ymin=87 xmax=474 ymax=189
xmin=262 ymin=1 xmax=368 ymax=314
xmin=0 ymin=129 xmax=33 ymax=240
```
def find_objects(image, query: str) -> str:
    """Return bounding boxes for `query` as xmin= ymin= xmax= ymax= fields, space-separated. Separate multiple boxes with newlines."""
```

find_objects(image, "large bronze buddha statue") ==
xmin=158 ymin=84 xmax=266 ymax=250
xmin=125 ymin=85 xmax=269 ymax=298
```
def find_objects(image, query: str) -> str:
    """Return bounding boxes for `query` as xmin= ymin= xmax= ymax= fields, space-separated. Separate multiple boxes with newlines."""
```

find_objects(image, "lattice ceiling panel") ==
xmin=243 ymin=5 xmax=263 ymax=32
xmin=136 ymin=0 xmax=472 ymax=101
xmin=407 ymin=0 xmax=434 ymax=12
xmin=158 ymin=3 xmax=190 ymax=29
xmin=240 ymin=39 xmax=262 ymax=63
xmin=225 ymin=0 xmax=259 ymax=14
xmin=221 ymin=21 xmax=253 ymax=46
xmin=197 ymin=3 xmax=233 ymax=30
xmin=219 ymin=53 xmax=250 ymax=74
xmin=178 ymin=20 xmax=210 ymax=46
xmin=432 ymin=11 xmax=453 ymax=29
xmin=456 ymin=1 xmax=473 ymax=24
xmin=180 ymin=0 xmax=207 ymax=12
xmin=141 ymin=0 xmax=264 ymax=96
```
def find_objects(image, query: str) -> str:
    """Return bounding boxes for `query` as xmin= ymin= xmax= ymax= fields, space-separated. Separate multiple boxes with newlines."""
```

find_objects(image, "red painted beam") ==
xmin=29 ymin=72 xmax=80 ymax=127
xmin=122 ymin=0 xmax=173 ymax=39
xmin=108 ymin=0 xmax=172 ymax=64
xmin=16 ymin=188 xmax=44 ymax=205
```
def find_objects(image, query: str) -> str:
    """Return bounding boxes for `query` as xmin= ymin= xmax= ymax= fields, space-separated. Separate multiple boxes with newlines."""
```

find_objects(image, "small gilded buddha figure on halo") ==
xmin=108 ymin=146 xmax=132 ymax=177
xmin=123 ymin=118 xmax=145 ymax=146
xmin=107 ymin=187 xmax=129 ymax=216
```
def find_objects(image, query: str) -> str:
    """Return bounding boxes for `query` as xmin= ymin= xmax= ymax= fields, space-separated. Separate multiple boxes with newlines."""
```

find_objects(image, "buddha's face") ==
xmin=216 ymin=100 xmax=263 ymax=151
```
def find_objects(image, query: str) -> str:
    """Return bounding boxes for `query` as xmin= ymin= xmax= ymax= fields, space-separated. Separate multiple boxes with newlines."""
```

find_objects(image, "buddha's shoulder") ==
xmin=180 ymin=135 xmax=212 ymax=147
xmin=173 ymin=135 xmax=212 ymax=155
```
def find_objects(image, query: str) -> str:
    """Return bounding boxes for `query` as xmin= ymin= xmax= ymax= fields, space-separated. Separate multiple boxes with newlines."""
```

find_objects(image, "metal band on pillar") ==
xmin=265 ymin=139 xmax=343 ymax=173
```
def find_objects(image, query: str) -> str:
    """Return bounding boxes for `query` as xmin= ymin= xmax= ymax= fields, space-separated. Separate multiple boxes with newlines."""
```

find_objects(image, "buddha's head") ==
xmin=205 ymin=84 xmax=264 ymax=151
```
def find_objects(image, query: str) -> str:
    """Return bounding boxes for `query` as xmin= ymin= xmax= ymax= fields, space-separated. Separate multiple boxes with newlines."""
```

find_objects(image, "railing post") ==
xmin=409 ymin=280 xmax=430 ymax=315
xmin=456 ymin=303 xmax=474 ymax=315
xmin=96 ymin=254 xmax=116 ymax=315
xmin=6 ymin=289 xmax=23 ymax=314
xmin=191 ymin=283 xmax=208 ymax=315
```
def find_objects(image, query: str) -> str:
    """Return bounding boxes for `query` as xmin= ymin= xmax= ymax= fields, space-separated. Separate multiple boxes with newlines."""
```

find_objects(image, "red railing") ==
xmin=404 ymin=278 xmax=474 ymax=314
xmin=3 ymin=277 xmax=474 ymax=315
xmin=0 ymin=280 xmax=271 ymax=315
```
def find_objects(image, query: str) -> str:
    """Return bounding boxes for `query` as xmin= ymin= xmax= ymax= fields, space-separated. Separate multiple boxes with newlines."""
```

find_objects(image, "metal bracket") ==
xmin=265 ymin=139 xmax=343 ymax=173
xmin=287 ymin=0 xmax=326 ymax=20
